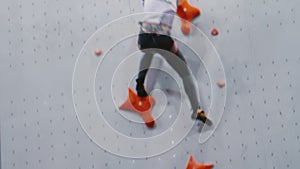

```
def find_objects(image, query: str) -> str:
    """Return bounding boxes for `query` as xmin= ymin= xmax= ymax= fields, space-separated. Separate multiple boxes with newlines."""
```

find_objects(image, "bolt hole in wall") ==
xmin=1 ymin=0 xmax=300 ymax=169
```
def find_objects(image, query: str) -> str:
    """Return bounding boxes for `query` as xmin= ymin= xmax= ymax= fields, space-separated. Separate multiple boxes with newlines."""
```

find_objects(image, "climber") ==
xmin=135 ymin=0 xmax=211 ymax=125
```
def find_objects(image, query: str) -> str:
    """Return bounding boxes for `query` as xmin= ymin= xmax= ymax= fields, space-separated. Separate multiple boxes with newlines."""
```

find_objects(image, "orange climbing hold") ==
xmin=177 ymin=0 xmax=201 ymax=35
xmin=186 ymin=155 xmax=214 ymax=169
xmin=119 ymin=88 xmax=156 ymax=128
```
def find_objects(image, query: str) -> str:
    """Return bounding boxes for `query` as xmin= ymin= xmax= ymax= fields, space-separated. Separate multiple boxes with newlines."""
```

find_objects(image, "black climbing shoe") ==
xmin=192 ymin=109 xmax=212 ymax=126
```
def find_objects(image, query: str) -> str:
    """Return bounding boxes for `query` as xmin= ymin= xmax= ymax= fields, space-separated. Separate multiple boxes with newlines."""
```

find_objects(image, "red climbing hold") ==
xmin=119 ymin=88 xmax=156 ymax=128
xmin=186 ymin=155 xmax=214 ymax=169
xmin=95 ymin=49 xmax=102 ymax=56
xmin=211 ymin=28 xmax=219 ymax=36
xmin=177 ymin=0 xmax=201 ymax=35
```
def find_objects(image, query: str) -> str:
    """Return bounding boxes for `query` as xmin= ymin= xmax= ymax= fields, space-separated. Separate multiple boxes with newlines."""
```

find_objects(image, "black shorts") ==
xmin=138 ymin=33 xmax=176 ymax=52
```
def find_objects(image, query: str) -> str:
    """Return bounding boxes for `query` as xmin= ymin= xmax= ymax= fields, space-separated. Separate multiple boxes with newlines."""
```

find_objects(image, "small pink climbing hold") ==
xmin=217 ymin=80 xmax=225 ymax=88
xmin=95 ymin=49 xmax=102 ymax=56
xmin=211 ymin=28 xmax=219 ymax=36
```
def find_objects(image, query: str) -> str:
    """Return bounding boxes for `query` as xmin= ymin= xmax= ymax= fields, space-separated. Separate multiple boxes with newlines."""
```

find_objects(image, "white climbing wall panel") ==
xmin=1 ymin=0 xmax=300 ymax=169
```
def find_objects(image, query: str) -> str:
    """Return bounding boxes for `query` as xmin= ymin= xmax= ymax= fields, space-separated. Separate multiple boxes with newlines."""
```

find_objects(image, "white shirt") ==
xmin=142 ymin=0 xmax=177 ymax=27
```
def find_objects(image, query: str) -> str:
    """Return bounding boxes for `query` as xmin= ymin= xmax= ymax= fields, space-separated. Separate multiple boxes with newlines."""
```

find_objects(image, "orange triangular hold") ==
xmin=119 ymin=88 xmax=156 ymax=128
xmin=186 ymin=155 xmax=214 ymax=169
xmin=177 ymin=0 xmax=201 ymax=21
xmin=177 ymin=0 xmax=201 ymax=35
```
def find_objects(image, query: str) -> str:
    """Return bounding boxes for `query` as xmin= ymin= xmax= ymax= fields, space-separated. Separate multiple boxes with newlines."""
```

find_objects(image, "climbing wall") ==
xmin=1 ymin=0 xmax=300 ymax=169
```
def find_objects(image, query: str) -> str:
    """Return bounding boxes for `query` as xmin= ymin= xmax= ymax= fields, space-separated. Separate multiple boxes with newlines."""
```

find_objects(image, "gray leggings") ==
xmin=137 ymin=33 xmax=201 ymax=112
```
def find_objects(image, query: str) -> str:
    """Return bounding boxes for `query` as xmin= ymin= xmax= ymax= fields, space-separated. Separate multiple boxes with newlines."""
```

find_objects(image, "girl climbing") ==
xmin=135 ymin=0 xmax=211 ymax=125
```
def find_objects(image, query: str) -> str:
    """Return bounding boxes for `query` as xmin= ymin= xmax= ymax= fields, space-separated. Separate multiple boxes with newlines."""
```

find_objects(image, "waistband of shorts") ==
xmin=139 ymin=21 xmax=171 ymax=35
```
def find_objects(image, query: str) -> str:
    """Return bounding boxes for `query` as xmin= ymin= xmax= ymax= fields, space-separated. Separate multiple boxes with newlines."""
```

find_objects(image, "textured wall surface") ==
xmin=1 ymin=0 xmax=300 ymax=169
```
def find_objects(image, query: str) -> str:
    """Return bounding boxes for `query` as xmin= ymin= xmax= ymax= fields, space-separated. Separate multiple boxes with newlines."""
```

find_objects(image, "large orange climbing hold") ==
xmin=177 ymin=0 xmax=201 ymax=35
xmin=177 ymin=0 xmax=201 ymax=21
xmin=186 ymin=155 xmax=214 ymax=169
xmin=119 ymin=88 xmax=156 ymax=128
